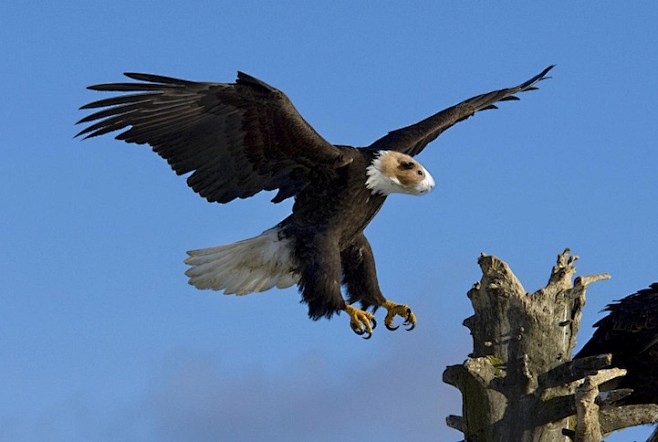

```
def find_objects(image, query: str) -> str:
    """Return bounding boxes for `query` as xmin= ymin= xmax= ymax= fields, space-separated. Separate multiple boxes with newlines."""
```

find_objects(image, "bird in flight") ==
xmin=77 ymin=65 xmax=553 ymax=338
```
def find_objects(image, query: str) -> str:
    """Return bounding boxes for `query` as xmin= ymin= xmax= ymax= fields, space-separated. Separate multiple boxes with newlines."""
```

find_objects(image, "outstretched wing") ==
xmin=76 ymin=72 xmax=351 ymax=204
xmin=368 ymin=65 xmax=554 ymax=157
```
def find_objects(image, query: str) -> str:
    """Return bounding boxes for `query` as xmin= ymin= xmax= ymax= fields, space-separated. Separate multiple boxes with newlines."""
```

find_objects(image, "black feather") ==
xmin=367 ymin=65 xmax=554 ymax=156
xmin=575 ymin=283 xmax=658 ymax=405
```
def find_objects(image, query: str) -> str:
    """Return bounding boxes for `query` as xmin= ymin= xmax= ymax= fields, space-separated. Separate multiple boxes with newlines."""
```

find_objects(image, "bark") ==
xmin=442 ymin=249 xmax=658 ymax=441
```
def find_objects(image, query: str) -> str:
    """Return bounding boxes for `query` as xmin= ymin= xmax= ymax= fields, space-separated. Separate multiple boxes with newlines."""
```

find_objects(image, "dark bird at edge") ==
xmin=76 ymin=66 xmax=554 ymax=338
xmin=576 ymin=283 xmax=658 ymax=404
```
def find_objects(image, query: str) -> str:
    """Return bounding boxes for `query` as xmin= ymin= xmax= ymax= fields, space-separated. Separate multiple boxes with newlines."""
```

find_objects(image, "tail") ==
xmin=184 ymin=228 xmax=299 ymax=295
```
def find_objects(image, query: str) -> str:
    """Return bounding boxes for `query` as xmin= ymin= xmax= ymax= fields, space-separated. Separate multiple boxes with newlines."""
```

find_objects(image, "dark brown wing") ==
xmin=76 ymin=72 xmax=351 ymax=203
xmin=577 ymin=283 xmax=658 ymax=358
xmin=368 ymin=65 xmax=554 ymax=157
xmin=575 ymin=283 xmax=658 ymax=404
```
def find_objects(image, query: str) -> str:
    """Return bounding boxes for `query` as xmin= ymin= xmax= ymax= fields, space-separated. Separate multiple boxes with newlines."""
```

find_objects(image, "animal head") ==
xmin=366 ymin=151 xmax=435 ymax=196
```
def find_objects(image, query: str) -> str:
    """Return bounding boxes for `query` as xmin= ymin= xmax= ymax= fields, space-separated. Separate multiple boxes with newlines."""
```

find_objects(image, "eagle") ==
xmin=77 ymin=66 xmax=553 ymax=338
xmin=575 ymin=283 xmax=658 ymax=404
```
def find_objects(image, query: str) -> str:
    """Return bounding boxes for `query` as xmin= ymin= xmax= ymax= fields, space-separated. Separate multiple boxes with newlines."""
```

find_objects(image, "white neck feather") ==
xmin=366 ymin=154 xmax=400 ymax=195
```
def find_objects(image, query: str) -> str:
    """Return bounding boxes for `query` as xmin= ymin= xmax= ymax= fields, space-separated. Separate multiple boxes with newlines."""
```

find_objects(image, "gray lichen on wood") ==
xmin=443 ymin=249 xmax=658 ymax=441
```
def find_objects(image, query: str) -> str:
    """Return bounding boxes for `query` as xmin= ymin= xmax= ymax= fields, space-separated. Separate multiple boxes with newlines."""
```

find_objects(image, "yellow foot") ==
xmin=382 ymin=300 xmax=416 ymax=331
xmin=345 ymin=304 xmax=377 ymax=339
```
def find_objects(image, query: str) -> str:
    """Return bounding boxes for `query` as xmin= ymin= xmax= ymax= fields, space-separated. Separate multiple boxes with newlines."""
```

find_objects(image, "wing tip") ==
xmin=85 ymin=72 xmax=193 ymax=91
xmin=521 ymin=64 xmax=556 ymax=91
xmin=236 ymin=71 xmax=279 ymax=93
xmin=123 ymin=72 xmax=192 ymax=84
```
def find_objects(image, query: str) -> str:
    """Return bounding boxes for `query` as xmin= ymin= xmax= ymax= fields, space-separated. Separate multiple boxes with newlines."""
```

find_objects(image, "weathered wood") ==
xmin=444 ymin=250 xmax=658 ymax=440
xmin=599 ymin=405 xmax=658 ymax=435
xmin=444 ymin=250 xmax=613 ymax=441
xmin=539 ymin=354 xmax=612 ymax=389
xmin=573 ymin=368 xmax=626 ymax=442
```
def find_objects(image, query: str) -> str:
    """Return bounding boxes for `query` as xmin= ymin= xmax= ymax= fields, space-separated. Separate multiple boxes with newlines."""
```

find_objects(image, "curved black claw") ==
xmin=403 ymin=309 xmax=415 ymax=331
xmin=351 ymin=324 xmax=365 ymax=336
xmin=385 ymin=322 xmax=400 ymax=331
xmin=383 ymin=302 xmax=416 ymax=332
xmin=346 ymin=304 xmax=376 ymax=338
xmin=353 ymin=320 xmax=375 ymax=339
xmin=351 ymin=322 xmax=373 ymax=339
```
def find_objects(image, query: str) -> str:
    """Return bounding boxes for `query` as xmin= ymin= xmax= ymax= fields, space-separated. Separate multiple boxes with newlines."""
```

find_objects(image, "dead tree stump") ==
xmin=443 ymin=249 xmax=655 ymax=441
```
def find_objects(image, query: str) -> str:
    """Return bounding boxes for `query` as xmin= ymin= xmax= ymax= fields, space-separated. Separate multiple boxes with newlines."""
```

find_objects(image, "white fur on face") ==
xmin=365 ymin=151 xmax=435 ymax=196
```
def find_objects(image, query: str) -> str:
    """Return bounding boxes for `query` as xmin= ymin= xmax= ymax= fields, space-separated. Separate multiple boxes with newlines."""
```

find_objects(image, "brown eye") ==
xmin=417 ymin=170 xmax=424 ymax=176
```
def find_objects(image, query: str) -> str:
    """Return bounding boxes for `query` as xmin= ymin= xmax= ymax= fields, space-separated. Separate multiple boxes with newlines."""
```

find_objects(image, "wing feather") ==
xmin=577 ymin=283 xmax=658 ymax=358
xmin=368 ymin=65 xmax=554 ymax=157
xmin=575 ymin=283 xmax=658 ymax=405
xmin=77 ymin=72 xmax=350 ymax=203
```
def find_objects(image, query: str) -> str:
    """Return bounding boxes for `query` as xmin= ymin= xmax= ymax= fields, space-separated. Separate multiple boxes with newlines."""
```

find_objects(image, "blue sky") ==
xmin=2 ymin=2 xmax=657 ymax=441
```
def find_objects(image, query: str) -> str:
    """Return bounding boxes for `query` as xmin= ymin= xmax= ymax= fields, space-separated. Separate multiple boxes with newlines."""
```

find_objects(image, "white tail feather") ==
xmin=184 ymin=227 xmax=299 ymax=295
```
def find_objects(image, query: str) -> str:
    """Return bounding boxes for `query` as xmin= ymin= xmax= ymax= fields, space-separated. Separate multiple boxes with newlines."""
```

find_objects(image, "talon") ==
xmin=351 ymin=324 xmax=365 ymax=335
xmin=382 ymin=300 xmax=417 ymax=332
xmin=385 ymin=322 xmax=400 ymax=331
xmin=345 ymin=304 xmax=376 ymax=338
xmin=403 ymin=308 xmax=415 ymax=331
